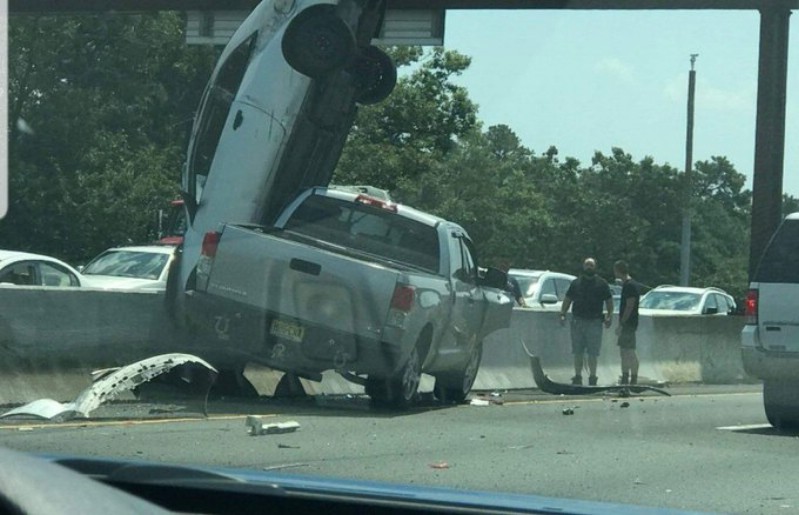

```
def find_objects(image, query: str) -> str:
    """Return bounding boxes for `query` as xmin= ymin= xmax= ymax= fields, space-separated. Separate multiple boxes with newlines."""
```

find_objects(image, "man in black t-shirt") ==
xmin=614 ymin=260 xmax=641 ymax=385
xmin=559 ymin=258 xmax=613 ymax=386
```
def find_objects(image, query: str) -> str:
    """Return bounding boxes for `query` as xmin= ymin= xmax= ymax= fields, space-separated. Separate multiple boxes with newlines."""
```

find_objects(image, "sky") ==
xmin=439 ymin=8 xmax=799 ymax=197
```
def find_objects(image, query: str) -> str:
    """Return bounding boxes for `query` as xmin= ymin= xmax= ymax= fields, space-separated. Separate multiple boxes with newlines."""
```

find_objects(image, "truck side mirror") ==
xmin=480 ymin=267 xmax=507 ymax=290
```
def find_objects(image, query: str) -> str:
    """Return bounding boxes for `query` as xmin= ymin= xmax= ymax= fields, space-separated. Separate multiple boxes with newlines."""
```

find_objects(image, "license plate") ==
xmin=270 ymin=319 xmax=305 ymax=343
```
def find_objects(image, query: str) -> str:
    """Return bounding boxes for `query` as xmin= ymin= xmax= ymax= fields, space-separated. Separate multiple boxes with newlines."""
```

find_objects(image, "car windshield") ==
xmin=82 ymin=251 xmax=169 ymax=280
xmin=640 ymin=291 xmax=702 ymax=311
xmin=2 ymin=3 xmax=796 ymax=514
xmin=511 ymin=274 xmax=541 ymax=297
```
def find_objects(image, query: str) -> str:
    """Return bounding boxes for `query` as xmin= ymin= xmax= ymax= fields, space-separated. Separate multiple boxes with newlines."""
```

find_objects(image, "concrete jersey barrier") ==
xmin=0 ymin=288 xmax=751 ymax=403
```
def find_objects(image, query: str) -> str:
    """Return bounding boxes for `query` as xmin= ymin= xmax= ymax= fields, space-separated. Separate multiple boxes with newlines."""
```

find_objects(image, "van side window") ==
xmin=756 ymin=219 xmax=799 ymax=283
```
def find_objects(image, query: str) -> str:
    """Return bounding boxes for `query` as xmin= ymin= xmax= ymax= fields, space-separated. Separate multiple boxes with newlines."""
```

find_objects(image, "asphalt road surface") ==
xmin=0 ymin=384 xmax=792 ymax=514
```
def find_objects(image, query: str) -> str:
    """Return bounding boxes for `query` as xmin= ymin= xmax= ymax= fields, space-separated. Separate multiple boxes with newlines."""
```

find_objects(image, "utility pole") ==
xmin=680 ymin=54 xmax=697 ymax=287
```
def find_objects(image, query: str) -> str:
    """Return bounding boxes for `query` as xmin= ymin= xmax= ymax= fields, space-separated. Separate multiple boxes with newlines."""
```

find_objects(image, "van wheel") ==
xmin=282 ymin=5 xmax=355 ymax=79
xmin=764 ymin=381 xmax=799 ymax=430
xmin=434 ymin=342 xmax=483 ymax=404
xmin=366 ymin=346 xmax=421 ymax=410
xmin=351 ymin=45 xmax=397 ymax=105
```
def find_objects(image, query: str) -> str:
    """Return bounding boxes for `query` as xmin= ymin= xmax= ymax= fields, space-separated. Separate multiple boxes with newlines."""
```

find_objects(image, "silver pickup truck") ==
xmin=183 ymin=187 xmax=512 ymax=408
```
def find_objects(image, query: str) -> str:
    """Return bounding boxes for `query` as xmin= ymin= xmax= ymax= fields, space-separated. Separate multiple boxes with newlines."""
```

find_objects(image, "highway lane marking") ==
xmin=716 ymin=423 xmax=772 ymax=431
xmin=0 ymin=413 xmax=275 ymax=431
xmin=501 ymin=391 xmax=760 ymax=406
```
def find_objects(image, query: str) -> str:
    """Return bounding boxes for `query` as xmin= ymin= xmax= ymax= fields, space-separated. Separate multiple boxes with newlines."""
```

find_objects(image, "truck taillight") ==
xmin=202 ymin=231 xmax=221 ymax=258
xmin=355 ymin=194 xmax=398 ymax=213
xmin=745 ymin=288 xmax=758 ymax=324
xmin=390 ymin=284 xmax=415 ymax=312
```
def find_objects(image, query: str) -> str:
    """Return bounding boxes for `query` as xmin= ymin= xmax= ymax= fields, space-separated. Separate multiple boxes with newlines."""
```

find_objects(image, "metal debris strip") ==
xmin=522 ymin=343 xmax=671 ymax=397
xmin=246 ymin=416 xmax=300 ymax=436
xmin=0 ymin=353 xmax=218 ymax=421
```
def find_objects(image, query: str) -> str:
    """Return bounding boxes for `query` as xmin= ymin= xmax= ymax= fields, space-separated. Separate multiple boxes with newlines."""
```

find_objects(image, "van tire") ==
xmin=282 ymin=5 xmax=355 ymax=79
xmin=351 ymin=45 xmax=397 ymax=105
xmin=763 ymin=380 xmax=799 ymax=430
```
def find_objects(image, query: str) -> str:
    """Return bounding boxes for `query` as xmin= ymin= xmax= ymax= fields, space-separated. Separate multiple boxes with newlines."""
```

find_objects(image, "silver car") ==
xmin=507 ymin=269 xmax=576 ymax=310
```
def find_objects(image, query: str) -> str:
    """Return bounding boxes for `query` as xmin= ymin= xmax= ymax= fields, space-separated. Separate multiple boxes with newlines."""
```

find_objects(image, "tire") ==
xmin=281 ymin=5 xmax=355 ymax=79
xmin=434 ymin=342 xmax=483 ymax=404
xmin=350 ymin=45 xmax=397 ymax=105
xmin=366 ymin=346 xmax=421 ymax=410
xmin=274 ymin=373 xmax=307 ymax=399
xmin=211 ymin=368 xmax=259 ymax=399
xmin=763 ymin=380 xmax=799 ymax=430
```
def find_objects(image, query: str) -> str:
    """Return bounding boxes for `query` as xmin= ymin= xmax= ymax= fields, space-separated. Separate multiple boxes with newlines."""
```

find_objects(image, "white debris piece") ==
xmin=0 ymin=353 xmax=218 ymax=421
xmin=246 ymin=416 xmax=300 ymax=436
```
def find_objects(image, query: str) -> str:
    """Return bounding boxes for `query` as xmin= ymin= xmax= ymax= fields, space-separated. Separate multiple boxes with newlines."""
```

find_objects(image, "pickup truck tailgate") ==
xmin=205 ymin=225 xmax=400 ymax=339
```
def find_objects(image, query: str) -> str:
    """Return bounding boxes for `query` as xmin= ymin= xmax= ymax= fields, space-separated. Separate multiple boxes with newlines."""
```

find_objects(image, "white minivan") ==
xmin=742 ymin=212 xmax=799 ymax=429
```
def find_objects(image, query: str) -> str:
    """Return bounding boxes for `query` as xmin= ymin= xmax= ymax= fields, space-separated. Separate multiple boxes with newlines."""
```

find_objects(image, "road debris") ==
xmin=246 ymin=416 xmax=300 ymax=436
xmin=470 ymin=399 xmax=490 ymax=406
xmin=429 ymin=461 xmax=450 ymax=469
xmin=278 ymin=443 xmax=301 ymax=449
xmin=562 ymin=407 xmax=575 ymax=415
xmin=620 ymin=402 xmax=631 ymax=408
xmin=0 ymin=354 xmax=217 ymax=421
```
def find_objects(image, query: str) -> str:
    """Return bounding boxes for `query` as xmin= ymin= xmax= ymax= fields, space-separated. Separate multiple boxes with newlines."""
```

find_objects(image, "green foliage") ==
xmin=4 ymin=13 xmax=217 ymax=262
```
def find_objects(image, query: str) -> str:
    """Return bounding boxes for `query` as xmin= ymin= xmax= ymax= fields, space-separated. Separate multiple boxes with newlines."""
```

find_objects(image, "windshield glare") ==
xmin=82 ymin=251 xmax=169 ymax=280
xmin=640 ymin=291 xmax=702 ymax=311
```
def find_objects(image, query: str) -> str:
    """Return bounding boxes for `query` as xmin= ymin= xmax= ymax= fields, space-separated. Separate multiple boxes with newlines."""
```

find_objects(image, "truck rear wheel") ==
xmin=434 ymin=342 xmax=483 ymax=404
xmin=764 ymin=380 xmax=799 ymax=430
xmin=282 ymin=5 xmax=355 ymax=79
xmin=366 ymin=346 xmax=421 ymax=410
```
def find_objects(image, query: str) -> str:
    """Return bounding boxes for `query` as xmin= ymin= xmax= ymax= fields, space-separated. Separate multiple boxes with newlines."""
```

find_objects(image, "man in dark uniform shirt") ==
xmin=559 ymin=258 xmax=613 ymax=385
xmin=614 ymin=260 xmax=641 ymax=385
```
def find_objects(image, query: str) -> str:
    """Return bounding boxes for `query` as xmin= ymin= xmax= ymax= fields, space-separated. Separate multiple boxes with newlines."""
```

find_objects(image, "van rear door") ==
xmin=754 ymin=216 xmax=799 ymax=352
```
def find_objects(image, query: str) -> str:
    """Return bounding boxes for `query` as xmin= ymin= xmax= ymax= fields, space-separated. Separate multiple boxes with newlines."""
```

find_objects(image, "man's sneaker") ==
xmin=571 ymin=375 xmax=582 ymax=385
xmin=588 ymin=376 xmax=598 ymax=386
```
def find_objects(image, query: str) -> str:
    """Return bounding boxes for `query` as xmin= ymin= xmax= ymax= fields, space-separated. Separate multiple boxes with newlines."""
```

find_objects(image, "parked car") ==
xmin=0 ymin=250 xmax=87 ymax=287
xmin=507 ymin=269 xmax=576 ymax=310
xmin=80 ymin=245 xmax=175 ymax=291
xmin=639 ymin=285 xmax=737 ymax=316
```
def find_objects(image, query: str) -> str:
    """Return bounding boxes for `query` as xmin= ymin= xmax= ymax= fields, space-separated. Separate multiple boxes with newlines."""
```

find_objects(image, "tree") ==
xmin=4 ymin=13 xmax=217 ymax=262
xmin=334 ymin=47 xmax=478 ymax=192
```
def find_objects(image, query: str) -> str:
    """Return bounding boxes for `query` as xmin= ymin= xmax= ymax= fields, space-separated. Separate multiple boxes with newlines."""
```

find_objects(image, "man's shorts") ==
xmin=570 ymin=317 xmax=603 ymax=357
xmin=617 ymin=326 xmax=637 ymax=349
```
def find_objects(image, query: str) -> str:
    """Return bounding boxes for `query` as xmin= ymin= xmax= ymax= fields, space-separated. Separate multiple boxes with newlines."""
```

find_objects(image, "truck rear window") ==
xmin=284 ymin=195 xmax=441 ymax=273
xmin=756 ymin=219 xmax=799 ymax=283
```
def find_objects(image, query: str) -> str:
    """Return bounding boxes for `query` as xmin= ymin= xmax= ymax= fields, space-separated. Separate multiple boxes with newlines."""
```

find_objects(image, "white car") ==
xmin=177 ymin=0 xmax=396 ymax=295
xmin=80 ymin=245 xmax=175 ymax=291
xmin=507 ymin=269 xmax=576 ymax=310
xmin=639 ymin=285 xmax=737 ymax=316
xmin=0 ymin=250 xmax=87 ymax=287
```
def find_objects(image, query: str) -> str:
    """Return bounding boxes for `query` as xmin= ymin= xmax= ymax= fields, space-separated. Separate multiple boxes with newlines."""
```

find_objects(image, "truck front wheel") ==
xmin=434 ymin=342 xmax=483 ymax=404
xmin=366 ymin=346 xmax=421 ymax=410
xmin=764 ymin=380 xmax=799 ymax=430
